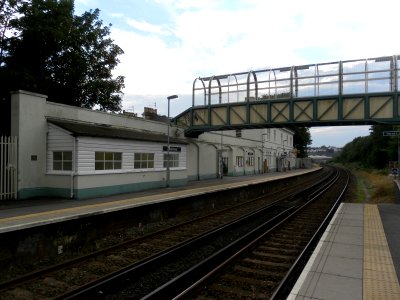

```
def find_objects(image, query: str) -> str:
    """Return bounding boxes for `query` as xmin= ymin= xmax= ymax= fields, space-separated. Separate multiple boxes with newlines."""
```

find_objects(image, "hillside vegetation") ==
xmin=334 ymin=124 xmax=399 ymax=204
xmin=335 ymin=125 xmax=400 ymax=169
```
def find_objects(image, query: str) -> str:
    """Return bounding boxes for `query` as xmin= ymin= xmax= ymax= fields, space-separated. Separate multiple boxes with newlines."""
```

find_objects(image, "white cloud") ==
xmin=310 ymin=126 xmax=371 ymax=147
xmin=99 ymin=0 xmax=400 ymax=146
xmin=126 ymin=18 xmax=170 ymax=35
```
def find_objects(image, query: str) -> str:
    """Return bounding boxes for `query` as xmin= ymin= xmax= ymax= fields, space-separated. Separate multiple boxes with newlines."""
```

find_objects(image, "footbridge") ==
xmin=174 ymin=55 xmax=399 ymax=137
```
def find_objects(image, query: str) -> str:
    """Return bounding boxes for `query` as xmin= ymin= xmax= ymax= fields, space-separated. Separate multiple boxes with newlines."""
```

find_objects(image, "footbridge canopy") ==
xmin=174 ymin=55 xmax=400 ymax=137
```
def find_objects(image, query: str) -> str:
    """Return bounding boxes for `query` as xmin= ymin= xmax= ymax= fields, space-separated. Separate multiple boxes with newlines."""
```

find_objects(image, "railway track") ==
xmin=64 ymin=167 xmax=339 ymax=299
xmin=0 ymin=168 xmax=335 ymax=300
xmin=167 ymin=167 xmax=349 ymax=300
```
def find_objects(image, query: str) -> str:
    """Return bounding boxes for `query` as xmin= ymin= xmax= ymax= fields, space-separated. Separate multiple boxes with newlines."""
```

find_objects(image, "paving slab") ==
xmin=289 ymin=203 xmax=400 ymax=299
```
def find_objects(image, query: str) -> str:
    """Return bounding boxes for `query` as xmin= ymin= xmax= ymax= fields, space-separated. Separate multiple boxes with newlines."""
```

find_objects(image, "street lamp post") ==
xmin=261 ymin=133 xmax=268 ymax=173
xmin=166 ymin=95 xmax=178 ymax=187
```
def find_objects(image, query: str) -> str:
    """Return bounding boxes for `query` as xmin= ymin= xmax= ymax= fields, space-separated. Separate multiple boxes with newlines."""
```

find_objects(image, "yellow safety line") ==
xmin=0 ymin=169 xmax=317 ymax=226
xmin=0 ymin=200 xmax=131 ymax=222
xmin=0 ymin=181 xmax=257 ymax=223
xmin=363 ymin=204 xmax=400 ymax=300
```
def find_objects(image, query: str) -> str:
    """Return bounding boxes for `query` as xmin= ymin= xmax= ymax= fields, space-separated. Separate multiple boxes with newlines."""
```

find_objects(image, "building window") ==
xmin=134 ymin=153 xmax=154 ymax=169
xmin=95 ymin=152 xmax=122 ymax=170
xmin=163 ymin=153 xmax=179 ymax=168
xmin=247 ymin=153 xmax=254 ymax=166
xmin=236 ymin=156 xmax=244 ymax=167
xmin=53 ymin=151 xmax=72 ymax=171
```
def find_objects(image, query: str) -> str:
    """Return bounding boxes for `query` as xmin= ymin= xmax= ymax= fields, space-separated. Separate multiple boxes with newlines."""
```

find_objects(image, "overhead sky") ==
xmin=74 ymin=0 xmax=398 ymax=147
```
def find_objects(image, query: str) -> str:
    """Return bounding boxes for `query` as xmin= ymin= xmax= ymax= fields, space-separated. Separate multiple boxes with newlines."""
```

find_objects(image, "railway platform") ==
xmin=0 ymin=168 xmax=317 ymax=233
xmin=1 ymin=167 xmax=399 ymax=299
xmin=289 ymin=202 xmax=400 ymax=300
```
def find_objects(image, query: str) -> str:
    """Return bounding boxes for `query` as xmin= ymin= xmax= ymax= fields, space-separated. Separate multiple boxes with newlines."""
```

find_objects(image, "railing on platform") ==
xmin=0 ymin=136 xmax=18 ymax=200
xmin=193 ymin=55 xmax=399 ymax=106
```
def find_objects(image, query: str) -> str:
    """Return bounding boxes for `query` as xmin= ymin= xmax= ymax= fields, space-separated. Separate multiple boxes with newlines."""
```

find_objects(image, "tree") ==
xmin=335 ymin=125 xmax=400 ymax=169
xmin=292 ymin=126 xmax=312 ymax=158
xmin=0 ymin=0 xmax=25 ymax=66
xmin=0 ymin=0 xmax=124 ymax=113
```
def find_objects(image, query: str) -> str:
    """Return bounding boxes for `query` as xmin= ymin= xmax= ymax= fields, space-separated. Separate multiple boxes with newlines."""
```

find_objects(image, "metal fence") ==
xmin=193 ymin=55 xmax=399 ymax=106
xmin=0 ymin=136 xmax=18 ymax=200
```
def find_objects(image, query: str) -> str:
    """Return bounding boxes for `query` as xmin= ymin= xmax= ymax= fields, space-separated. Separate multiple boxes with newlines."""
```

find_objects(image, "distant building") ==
xmin=308 ymin=146 xmax=342 ymax=157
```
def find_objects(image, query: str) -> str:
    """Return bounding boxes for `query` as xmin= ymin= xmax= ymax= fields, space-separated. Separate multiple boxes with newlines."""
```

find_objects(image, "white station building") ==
xmin=7 ymin=90 xmax=304 ymax=200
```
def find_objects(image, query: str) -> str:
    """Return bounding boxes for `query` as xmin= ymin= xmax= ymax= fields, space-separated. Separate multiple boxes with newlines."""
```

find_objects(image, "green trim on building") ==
xmin=18 ymin=187 xmax=70 ymax=199
xmin=18 ymin=178 xmax=189 ymax=200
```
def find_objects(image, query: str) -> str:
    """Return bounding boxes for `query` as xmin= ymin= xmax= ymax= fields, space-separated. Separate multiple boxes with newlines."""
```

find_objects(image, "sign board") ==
xmin=163 ymin=146 xmax=181 ymax=152
xmin=383 ymin=131 xmax=400 ymax=136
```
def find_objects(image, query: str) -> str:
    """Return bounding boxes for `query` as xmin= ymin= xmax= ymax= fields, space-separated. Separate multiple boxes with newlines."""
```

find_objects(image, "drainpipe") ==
xmin=239 ymin=146 xmax=246 ymax=176
xmin=70 ymin=136 xmax=77 ymax=199
xmin=194 ymin=142 xmax=200 ymax=180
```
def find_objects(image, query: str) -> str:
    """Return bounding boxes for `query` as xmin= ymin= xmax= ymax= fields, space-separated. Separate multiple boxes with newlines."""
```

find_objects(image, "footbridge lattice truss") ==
xmin=174 ymin=55 xmax=400 ymax=137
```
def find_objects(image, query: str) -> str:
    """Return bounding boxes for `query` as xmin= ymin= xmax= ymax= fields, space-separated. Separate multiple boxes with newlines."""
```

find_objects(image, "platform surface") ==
xmin=2 ymin=168 xmax=399 ymax=299
xmin=289 ymin=202 xmax=400 ymax=300
xmin=0 ymin=168 xmax=316 ymax=233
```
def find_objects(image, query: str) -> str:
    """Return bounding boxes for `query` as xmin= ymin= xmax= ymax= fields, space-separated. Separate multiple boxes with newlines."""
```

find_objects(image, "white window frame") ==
xmin=247 ymin=154 xmax=254 ymax=166
xmin=134 ymin=153 xmax=155 ymax=169
xmin=163 ymin=153 xmax=179 ymax=168
xmin=236 ymin=156 xmax=244 ymax=167
xmin=53 ymin=151 xmax=73 ymax=171
xmin=95 ymin=152 xmax=122 ymax=171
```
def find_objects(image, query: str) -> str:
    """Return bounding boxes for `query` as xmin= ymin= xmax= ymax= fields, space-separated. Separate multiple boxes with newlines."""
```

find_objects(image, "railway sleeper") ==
xmin=257 ymin=245 xmax=298 ymax=254
xmin=251 ymin=251 xmax=297 ymax=261
xmin=234 ymin=265 xmax=285 ymax=279
xmin=265 ymin=240 xmax=305 ymax=249
xmin=207 ymin=283 xmax=270 ymax=299
xmin=221 ymin=273 xmax=276 ymax=288
xmin=243 ymin=258 xmax=292 ymax=268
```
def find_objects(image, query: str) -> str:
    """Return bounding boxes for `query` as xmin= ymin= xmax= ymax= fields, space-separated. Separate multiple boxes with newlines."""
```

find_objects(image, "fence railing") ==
xmin=0 ymin=136 xmax=18 ymax=200
xmin=193 ymin=55 xmax=399 ymax=106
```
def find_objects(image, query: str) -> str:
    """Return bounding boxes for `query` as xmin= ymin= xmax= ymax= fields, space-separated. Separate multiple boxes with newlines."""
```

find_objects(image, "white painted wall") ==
xmin=72 ymin=136 xmax=186 ymax=175
xmin=47 ymin=124 xmax=74 ymax=173
xmin=11 ymin=91 xmax=48 ymax=193
xmin=11 ymin=90 xmax=296 ymax=199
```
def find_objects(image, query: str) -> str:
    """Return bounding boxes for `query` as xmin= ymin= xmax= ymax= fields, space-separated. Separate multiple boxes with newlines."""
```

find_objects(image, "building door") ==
xmin=222 ymin=157 xmax=228 ymax=176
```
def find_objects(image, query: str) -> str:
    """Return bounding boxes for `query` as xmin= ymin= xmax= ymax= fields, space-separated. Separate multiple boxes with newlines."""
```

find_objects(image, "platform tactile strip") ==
xmin=363 ymin=204 xmax=400 ymax=300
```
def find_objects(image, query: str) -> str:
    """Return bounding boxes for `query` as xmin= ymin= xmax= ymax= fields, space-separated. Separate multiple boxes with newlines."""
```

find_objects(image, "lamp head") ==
xmin=167 ymin=95 xmax=178 ymax=100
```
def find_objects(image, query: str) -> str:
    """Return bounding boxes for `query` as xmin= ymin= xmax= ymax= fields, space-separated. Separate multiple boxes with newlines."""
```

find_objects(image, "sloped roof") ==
xmin=47 ymin=118 xmax=187 ymax=144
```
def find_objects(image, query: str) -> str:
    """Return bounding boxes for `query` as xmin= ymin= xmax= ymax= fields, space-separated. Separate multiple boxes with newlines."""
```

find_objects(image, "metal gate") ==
xmin=0 ymin=136 xmax=18 ymax=200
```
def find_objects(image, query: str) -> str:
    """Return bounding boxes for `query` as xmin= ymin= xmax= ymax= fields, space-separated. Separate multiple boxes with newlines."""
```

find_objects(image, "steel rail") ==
xmin=148 ymin=167 xmax=341 ymax=299
xmin=0 ymin=169 xmax=324 ymax=293
xmin=270 ymin=168 xmax=350 ymax=299
xmin=58 ymin=169 xmax=334 ymax=299
xmin=141 ymin=168 xmax=340 ymax=299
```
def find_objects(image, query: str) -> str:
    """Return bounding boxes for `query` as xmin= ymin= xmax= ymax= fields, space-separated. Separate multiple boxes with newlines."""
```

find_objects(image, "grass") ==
xmin=353 ymin=169 xmax=396 ymax=204
xmin=355 ymin=176 xmax=369 ymax=203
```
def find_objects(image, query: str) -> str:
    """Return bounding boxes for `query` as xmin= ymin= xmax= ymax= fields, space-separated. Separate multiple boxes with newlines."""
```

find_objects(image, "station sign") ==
xmin=163 ymin=146 xmax=181 ymax=152
xmin=383 ymin=131 xmax=400 ymax=136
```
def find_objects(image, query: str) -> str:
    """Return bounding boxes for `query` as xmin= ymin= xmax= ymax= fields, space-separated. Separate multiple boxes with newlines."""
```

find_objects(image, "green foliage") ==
xmin=292 ymin=126 xmax=312 ymax=158
xmin=335 ymin=125 xmax=399 ymax=169
xmin=0 ymin=0 xmax=124 ymax=112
